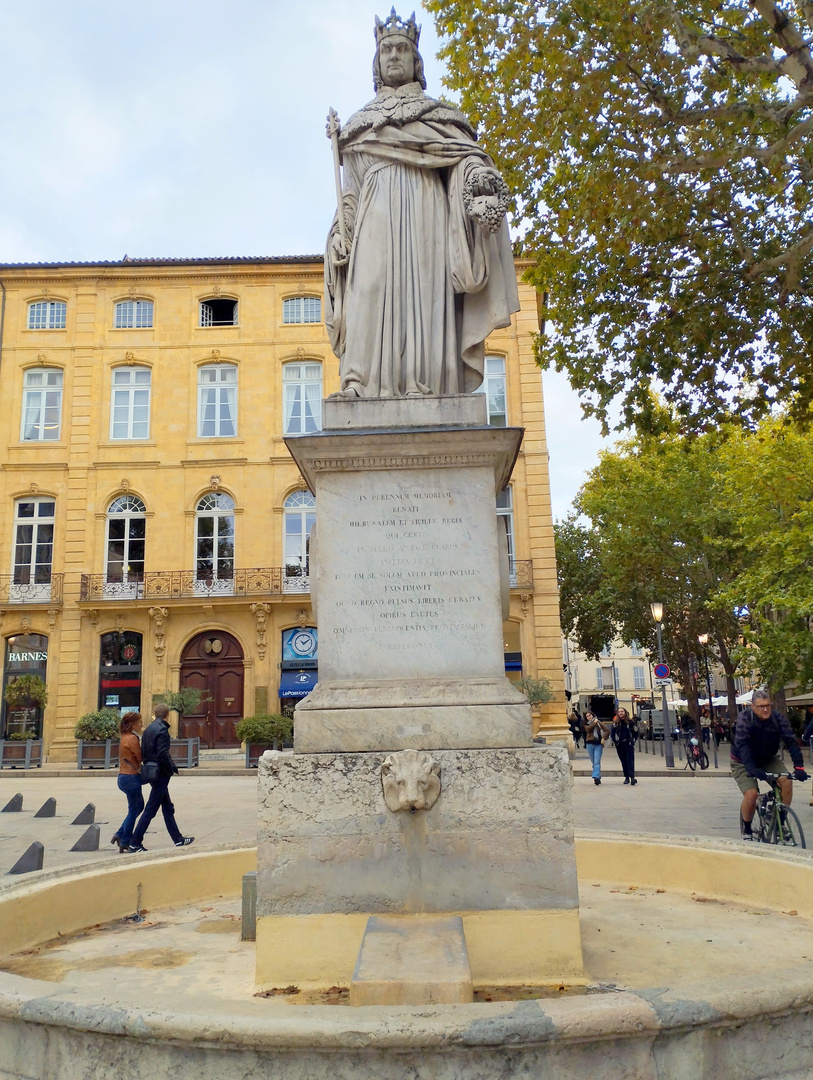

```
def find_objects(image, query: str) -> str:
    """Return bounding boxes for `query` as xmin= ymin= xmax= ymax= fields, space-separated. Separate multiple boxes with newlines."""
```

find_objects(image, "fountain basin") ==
xmin=1 ymin=836 xmax=812 ymax=1080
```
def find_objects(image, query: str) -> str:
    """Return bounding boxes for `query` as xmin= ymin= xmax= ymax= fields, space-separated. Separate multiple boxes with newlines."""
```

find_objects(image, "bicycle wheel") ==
xmin=778 ymin=807 xmax=806 ymax=849
xmin=753 ymin=798 xmax=771 ymax=843
xmin=686 ymin=751 xmax=697 ymax=772
xmin=699 ymin=751 xmax=710 ymax=770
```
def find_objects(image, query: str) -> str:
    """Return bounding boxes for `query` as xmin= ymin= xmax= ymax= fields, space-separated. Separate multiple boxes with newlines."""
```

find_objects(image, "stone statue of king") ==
xmin=325 ymin=8 xmax=520 ymax=400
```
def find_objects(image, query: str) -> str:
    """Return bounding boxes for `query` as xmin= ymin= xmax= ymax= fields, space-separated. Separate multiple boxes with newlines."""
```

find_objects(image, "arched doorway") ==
xmin=179 ymin=630 xmax=244 ymax=748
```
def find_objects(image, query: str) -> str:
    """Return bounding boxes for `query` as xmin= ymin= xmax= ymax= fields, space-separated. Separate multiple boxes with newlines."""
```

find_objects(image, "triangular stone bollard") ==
xmin=1 ymin=793 xmax=23 ymax=812
xmin=71 ymin=803 xmax=95 ymax=825
xmin=34 ymin=797 xmax=56 ymax=818
xmin=7 ymin=842 xmax=44 ymax=874
xmin=70 ymin=824 xmax=100 ymax=852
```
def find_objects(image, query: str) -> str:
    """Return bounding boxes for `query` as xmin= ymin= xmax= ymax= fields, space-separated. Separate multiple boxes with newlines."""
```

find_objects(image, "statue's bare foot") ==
xmin=327 ymin=386 xmax=361 ymax=401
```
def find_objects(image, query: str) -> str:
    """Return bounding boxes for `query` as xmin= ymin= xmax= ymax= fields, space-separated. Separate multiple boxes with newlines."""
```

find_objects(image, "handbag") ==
xmin=141 ymin=761 xmax=159 ymax=783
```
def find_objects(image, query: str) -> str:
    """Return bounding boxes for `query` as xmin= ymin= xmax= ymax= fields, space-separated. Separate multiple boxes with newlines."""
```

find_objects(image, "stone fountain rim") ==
xmin=1 ymin=834 xmax=812 ymax=1053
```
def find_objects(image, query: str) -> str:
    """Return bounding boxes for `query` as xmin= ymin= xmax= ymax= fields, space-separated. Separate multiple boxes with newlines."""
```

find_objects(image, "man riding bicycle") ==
xmin=731 ymin=689 xmax=808 ymax=840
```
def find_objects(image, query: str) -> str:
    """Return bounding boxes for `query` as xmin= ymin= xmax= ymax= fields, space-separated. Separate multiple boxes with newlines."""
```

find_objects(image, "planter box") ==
xmin=170 ymin=737 xmax=200 ymax=768
xmin=76 ymin=738 xmax=119 ymax=770
xmin=0 ymin=739 xmax=43 ymax=769
xmin=245 ymin=742 xmax=282 ymax=769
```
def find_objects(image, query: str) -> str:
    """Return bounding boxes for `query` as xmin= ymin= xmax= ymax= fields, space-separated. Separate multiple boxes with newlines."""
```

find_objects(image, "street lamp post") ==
xmin=651 ymin=602 xmax=675 ymax=768
xmin=697 ymin=632 xmax=715 ymax=728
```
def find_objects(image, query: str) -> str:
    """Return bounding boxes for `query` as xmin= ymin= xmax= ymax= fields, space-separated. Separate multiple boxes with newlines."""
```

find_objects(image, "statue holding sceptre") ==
xmin=323 ymin=8 xmax=519 ymax=401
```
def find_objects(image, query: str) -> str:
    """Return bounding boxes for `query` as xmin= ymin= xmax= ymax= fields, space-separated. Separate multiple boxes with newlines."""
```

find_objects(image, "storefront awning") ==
xmin=279 ymin=670 xmax=317 ymax=699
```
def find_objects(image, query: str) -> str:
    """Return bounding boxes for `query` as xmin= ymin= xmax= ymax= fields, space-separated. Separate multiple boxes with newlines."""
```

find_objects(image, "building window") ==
xmin=198 ymin=364 xmax=237 ymax=437
xmin=99 ymin=631 xmax=142 ymax=713
xmin=596 ymin=667 xmax=604 ymax=690
xmin=200 ymin=299 xmax=238 ymax=326
xmin=105 ymin=496 xmax=146 ymax=596
xmin=475 ymin=355 xmax=507 ymax=426
xmin=630 ymin=640 xmax=643 ymax=657
xmin=283 ymin=296 xmax=321 ymax=324
xmin=195 ymin=493 xmax=235 ymax=592
xmin=12 ymin=499 xmax=55 ymax=601
xmin=633 ymin=665 xmax=646 ymax=689
xmin=284 ymin=490 xmax=315 ymax=590
xmin=27 ymin=301 xmax=66 ymax=330
xmin=110 ymin=367 xmax=151 ymax=440
xmin=496 ymin=487 xmax=516 ymax=582
xmin=21 ymin=368 xmax=63 ymax=441
xmin=283 ymin=362 xmax=322 ymax=434
xmin=2 ymin=633 xmax=48 ymax=738
xmin=114 ymin=300 xmax=153 ymax=328
xmin=600 ymin=644 xmax=612 ymax=658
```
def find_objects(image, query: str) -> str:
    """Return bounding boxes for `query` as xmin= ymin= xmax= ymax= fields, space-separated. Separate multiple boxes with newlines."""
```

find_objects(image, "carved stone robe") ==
xmin=325 ymin=82 xmax=519 ymax=399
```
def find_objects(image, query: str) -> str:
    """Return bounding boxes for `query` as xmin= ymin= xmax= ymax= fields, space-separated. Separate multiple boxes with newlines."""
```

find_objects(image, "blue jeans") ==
xmin=131 ymin=774 xmax=183 ymax=847
xmin=585 ymin=741 xmax=603 ymax=779
xmin=116 ymin=773 xmax=145 ymax=847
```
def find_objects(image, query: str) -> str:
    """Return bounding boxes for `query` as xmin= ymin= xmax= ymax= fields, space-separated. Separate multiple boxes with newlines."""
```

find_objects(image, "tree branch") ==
xmin=749 ymin=0 xmax=813 ymax=90
xmin=744 ymin=226 xmax=813 ymax=280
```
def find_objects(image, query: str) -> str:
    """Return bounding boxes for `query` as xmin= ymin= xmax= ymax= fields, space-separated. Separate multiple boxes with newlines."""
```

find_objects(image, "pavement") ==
xmin=2 ymin=741 xmax=813 ymax=874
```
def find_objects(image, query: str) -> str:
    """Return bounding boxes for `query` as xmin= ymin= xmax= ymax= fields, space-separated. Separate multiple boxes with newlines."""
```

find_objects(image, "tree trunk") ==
xmin=716 ymin=636 xmax=739 ymax=726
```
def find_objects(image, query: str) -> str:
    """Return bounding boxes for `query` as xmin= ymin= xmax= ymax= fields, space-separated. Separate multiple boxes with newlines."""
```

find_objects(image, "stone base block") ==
xmin=350 ymin=914 xmax=473 ymax=1006
xmin=323 ymin=393 xmax=487 ymax=431
xmin=256 ymin=745 xmax=583 ymax=988
xmin=294 ymin=703 xmax=532 ymax=753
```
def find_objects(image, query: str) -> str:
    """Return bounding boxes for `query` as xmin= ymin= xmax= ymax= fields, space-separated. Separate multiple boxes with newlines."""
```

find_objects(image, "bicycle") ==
xmin=740 ymin=772 xmax=806 ymax=848
xmin=684 ymin=736 xmax=709 ymax=772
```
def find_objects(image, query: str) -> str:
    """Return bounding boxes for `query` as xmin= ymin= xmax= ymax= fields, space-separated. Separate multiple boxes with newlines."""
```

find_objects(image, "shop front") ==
xmin=279 ymin=627 xmax=317 ymax=718
xmin=2 ymin=633 xmax=48 ymax=737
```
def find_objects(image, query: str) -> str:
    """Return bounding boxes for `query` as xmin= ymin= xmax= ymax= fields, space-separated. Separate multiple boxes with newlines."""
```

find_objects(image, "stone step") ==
xmin=350 ymin=914 xmax=473 ymax=1007
xmin=198 ymin=748 xmax=244 ymax=761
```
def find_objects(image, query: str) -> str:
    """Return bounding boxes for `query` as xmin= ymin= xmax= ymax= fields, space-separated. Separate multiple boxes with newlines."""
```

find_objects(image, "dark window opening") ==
xmin=200 ymin=299 xmax=238 ymax=327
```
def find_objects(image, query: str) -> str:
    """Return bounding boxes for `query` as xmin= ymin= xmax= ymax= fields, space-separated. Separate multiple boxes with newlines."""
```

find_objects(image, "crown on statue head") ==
xmin=374 ymin=8 xmax=421 ymax=48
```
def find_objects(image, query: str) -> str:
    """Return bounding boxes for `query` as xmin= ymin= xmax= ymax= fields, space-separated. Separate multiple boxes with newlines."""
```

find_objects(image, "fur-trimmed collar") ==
xmin=338 ymin=82 xmax=476 ymax=145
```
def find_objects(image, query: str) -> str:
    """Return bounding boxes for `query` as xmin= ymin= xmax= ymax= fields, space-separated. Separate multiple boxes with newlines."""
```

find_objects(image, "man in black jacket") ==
xmin=731 ymin=689 xmax=807 ymax=840
xmin=129 ymin=704 xmax=194 ymax=852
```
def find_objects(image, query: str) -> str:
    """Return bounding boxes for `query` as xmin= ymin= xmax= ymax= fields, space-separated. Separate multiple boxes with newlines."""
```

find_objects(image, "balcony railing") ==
xmin=510 ymin=560 xmax=533 ymax=590
xmin=0 ymin=574 xmax=63 ymax=605
xmin=80 ymin=568 xmax=311 ymax=602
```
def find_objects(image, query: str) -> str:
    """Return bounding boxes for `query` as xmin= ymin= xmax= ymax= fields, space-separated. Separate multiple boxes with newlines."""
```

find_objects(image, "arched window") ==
xmin=11 ymin=498 xmax=55 ymax=602
xmin=198 ymin=364 xmax=237 ymax=437
xmin=114 ymin=300 xmax=153 ymax=328
xmin=283 ymin=490 xmax=315 ymax=591
xmin=21 ymin=368 xmax=63 ymax=441
xmin=283 ymin=296 xmax=321 ymax=324
xmin=200 ymin=298 xmax=238 ymax=326
xmin=195 ymin=493 xmax=235 ymax=594
xmin=282 ymin=362 xmax=322 ymax=434
xmin=27 ymin=300 xmax=66 ymax=330
xmin=110 ymin=366 xmax=151 ymax=440
xmin=105 ymin=495 xmax=146 ymax=597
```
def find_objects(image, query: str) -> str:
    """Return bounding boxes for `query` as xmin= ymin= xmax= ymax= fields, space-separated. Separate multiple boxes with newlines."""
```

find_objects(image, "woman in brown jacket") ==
xmin=111 ymin=711 xmax=144 ymax=853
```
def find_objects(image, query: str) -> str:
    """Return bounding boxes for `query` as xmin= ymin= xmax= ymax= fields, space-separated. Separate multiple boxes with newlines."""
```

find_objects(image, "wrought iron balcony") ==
xmin=510 ymin=560 xmax=533 ymax=590
xmin=0 ymin=574 xmax=63 ymax=605
xmin=79 ymin=568 xmax=311 ymax=602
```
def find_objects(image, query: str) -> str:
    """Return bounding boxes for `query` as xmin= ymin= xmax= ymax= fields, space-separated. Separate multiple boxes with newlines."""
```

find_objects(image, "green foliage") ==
xmin=235 ymin=713 xmax=293 ymax=745
xmin=4 ymin=674 xmax=48 ymax=709
xmin=7 ymin=731 xmax=39 ymax=741
xmin=518 ymin=675 xmax=554 ymax=706
xmin=152 ymin=687 xmax=209 ymax=717
xmin=427 ymin=0 xmax=813 ymax=432
xmin=74 ymin=708 xmax=120 ymax=742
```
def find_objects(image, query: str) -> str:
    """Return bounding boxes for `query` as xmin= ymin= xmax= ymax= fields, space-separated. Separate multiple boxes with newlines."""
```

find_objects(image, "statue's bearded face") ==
xmin=378 ymin=37 xmax=415 ymax=87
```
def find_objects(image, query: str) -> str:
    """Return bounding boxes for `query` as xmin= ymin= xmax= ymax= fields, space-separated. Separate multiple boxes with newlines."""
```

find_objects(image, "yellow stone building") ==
xmin=0 ymin=256 xmax=564 ymax=762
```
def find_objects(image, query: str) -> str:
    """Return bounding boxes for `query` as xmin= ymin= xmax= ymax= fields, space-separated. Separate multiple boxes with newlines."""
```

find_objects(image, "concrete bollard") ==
xmin=1 ymin=793 xmax=23 ymax=812
xmin=70 ymin=825 xmax=100 ymax=852
xmin=34 ymin=798 xmax=56 ymax=818
xmin=7 ymin=842 xmax=44 ymax=874
xmin=71 ymin=803 xmax=96 ymax=825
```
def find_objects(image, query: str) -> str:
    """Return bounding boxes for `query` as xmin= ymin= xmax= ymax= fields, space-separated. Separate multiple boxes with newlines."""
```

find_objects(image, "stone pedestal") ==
xmin=255 ymin=396 xmax=584 ymax=997
xmin=285 ymin=397 xmax=531 ymax=753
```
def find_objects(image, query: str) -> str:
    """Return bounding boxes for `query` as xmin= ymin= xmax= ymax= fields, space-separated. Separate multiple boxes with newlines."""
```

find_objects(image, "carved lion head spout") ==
xmin=381 ymin=749 xmax=441 ymax=813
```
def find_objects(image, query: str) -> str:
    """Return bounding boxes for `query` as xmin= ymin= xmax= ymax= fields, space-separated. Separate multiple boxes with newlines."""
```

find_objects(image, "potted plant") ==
xmin=74 ymin=708 xmax=121 ymax=769
xmin=518 ymin=676 xmax=554 ymax=743
xmin=236 ymin=713 xmax=294 ymax=768
xmin=1 ymin=675 xmax=47 ymax=768
xmin=152 ymin=688 xmax=208 ymax=767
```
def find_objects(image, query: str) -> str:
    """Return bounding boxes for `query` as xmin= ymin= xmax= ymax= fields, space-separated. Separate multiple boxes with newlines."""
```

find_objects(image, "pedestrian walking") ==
xmin=582 ymin=710 xmax=610 ymax=785
xmin=111 ymin=711 xmax=144 ymax=853
xmin=568 ymin=710 xmax=583 ymax=748
xmin=128 ymin=703 xmax=194 ymax=853
xmin=611 ymin=707 xmax=639 ymax=785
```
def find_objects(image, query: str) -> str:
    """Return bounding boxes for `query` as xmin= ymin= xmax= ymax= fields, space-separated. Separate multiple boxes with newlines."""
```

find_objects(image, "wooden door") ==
xmin=179 ymin=631 xmax=244 ymax=748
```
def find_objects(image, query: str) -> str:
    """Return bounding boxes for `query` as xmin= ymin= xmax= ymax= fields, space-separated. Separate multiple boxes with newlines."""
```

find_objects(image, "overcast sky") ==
xmin=0 ymin=0 xmax=610 ymax=518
